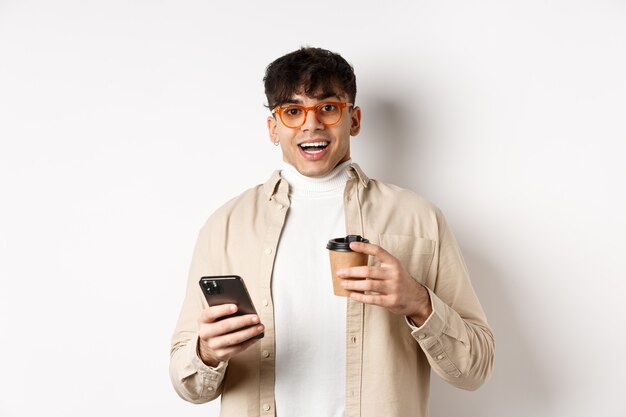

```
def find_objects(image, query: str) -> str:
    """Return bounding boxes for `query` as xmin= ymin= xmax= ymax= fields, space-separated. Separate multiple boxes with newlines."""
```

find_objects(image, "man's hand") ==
xmin=197 ymin=304 xmax=265 ymax=367
xmin=337 ymin=241 xmax=433 ymax=326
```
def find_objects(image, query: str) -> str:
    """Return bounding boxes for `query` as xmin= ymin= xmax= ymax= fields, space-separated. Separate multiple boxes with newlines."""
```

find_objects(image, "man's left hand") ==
xmin=337 ymin=241 xmax=433 ymax=326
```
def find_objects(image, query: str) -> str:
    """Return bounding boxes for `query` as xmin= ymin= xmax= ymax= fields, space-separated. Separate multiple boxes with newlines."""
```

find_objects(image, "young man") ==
xmin=170 ymin=47 xmax=494 ymax=417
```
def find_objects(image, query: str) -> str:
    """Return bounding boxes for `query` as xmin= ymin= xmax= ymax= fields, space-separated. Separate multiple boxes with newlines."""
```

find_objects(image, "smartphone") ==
xmin=199 ymin=275 xmax=264 ymax=339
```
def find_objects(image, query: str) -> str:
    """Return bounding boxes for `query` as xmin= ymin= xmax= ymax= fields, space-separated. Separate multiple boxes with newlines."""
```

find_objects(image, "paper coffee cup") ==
xmin=327 ymin=235 xmax=369 ymax=297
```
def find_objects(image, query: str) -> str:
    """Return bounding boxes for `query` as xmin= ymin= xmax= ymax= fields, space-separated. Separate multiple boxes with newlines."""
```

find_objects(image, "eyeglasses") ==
xmin=272 ymin=101 xmax=353 ymax=129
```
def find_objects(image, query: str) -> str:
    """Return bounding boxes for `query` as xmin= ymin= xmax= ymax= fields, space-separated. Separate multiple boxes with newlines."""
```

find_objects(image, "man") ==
xmin=170 ymin=47 xmax=494 ymax=417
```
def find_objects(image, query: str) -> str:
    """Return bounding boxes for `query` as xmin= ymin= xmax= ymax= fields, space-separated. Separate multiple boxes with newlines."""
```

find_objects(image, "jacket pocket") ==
xmin=378 ymin=234 xmax=435 ymax=283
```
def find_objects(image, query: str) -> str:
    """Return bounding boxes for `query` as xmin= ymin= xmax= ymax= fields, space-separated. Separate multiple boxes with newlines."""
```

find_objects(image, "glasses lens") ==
xmin=280 ymin=105 xmax=305 ymax=128
xmin=316 ymin=103 xmax=342 ymax=125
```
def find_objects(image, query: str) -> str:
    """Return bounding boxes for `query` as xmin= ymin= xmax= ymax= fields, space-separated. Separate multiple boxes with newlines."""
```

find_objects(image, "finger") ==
xmin=207 ymin=324 xmax=265 ymax=351
xmin=341 ymin=277 xmax=386 ymax=294
xmin=200 ymin=314 xmax=260 ymax=339
xmin=336 ymin=265 xmax=387 ymax=280
xmin=349 ymin=241 xmax=400 ymax=266
xmin=199 ymin=304 xmax=238 ymax=323
xmin=348 ymin=291 xmax=388 ymax=307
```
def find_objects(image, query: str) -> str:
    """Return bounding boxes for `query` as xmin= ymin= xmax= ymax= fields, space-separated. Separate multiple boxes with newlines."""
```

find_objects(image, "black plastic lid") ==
xmin=326 ymin=235 xmax=369 ymax=252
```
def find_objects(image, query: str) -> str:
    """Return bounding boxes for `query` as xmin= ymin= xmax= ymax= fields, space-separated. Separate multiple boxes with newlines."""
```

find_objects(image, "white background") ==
xmin=1 ymin=1 xmax=625 ymax=416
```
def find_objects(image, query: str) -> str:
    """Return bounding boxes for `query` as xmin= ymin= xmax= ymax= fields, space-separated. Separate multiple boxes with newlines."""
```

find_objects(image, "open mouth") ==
xmin=299 ymin=141 xmax=329 ymax=154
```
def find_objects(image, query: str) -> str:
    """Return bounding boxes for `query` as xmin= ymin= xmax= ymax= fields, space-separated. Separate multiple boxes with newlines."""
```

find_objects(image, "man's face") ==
xmin=267 ymin=93 xmax=361 ymax=178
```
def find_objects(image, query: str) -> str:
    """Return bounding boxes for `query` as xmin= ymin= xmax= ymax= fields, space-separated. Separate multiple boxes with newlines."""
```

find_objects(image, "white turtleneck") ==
xmin=272 ymin=160 xmax=351 ymax=417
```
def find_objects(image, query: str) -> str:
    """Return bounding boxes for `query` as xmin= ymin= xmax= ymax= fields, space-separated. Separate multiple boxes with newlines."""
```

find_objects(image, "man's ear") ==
xmin=267 ymin=116 xmax=278 ymax=144
xmin=350 ymin=106 xmax=362 ymax=136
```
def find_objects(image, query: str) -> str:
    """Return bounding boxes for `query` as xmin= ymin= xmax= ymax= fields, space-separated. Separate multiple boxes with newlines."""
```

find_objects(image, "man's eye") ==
xmin=319 ymin=104 xmax=337 ymax=112
xmin=284 ymin=107 xmax=302 ymax=117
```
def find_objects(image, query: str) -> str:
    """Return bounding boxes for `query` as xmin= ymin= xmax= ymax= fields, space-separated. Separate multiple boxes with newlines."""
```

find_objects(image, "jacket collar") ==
xmin=347 ymin=162 xmax=370 ymax=188
xmin=263 ymin=162 xmax=370 ymax=200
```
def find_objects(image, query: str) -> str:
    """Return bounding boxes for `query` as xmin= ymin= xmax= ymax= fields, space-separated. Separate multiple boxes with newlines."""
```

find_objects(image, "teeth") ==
xmin=299 ymin=141 xmax=329 ymax=148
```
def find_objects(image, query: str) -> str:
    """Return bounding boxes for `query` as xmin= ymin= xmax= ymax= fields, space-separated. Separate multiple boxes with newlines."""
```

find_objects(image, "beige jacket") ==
xmin=170 ymin=163 xmax=494 ymax=417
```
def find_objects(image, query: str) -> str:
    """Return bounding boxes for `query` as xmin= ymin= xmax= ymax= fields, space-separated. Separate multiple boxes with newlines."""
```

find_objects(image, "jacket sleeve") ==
xmin=169 ymin=226 xmax=228 ymax=403
xmin=408 ymin=209 xmax=495 ymax=391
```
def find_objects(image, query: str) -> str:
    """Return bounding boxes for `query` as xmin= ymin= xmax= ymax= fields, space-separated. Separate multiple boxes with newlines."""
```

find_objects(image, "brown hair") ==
xmin=263 ymin=47 xmax=357 ymax=110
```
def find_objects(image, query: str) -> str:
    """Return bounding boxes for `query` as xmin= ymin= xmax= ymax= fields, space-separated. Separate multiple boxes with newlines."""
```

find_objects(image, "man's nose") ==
xmin=301 ymin=108 xmax=324 ymax=131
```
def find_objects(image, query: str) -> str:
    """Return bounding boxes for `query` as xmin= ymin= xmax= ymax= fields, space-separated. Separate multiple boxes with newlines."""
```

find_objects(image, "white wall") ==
xmin=1 ymin=1 xmax=625 ymax=416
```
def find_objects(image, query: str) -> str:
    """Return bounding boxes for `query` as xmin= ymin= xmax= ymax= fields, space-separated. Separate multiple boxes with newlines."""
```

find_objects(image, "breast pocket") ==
xmin=378 ymin=234 xmax=435 ymax=283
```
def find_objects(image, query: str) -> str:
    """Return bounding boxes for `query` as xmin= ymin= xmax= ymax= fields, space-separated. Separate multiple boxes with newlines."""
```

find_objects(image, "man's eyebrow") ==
xmin=282 ymin=91 xmax=343 ymax=105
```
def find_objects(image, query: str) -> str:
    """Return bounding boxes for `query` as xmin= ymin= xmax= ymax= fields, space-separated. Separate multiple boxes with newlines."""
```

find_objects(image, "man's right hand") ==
xmin=197 ymin=304 xmax=265 ymax=367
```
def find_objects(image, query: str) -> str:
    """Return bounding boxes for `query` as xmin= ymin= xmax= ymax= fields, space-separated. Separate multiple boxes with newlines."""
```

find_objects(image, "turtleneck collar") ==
xmin=280 ymin=160 xmax=352 ymax=198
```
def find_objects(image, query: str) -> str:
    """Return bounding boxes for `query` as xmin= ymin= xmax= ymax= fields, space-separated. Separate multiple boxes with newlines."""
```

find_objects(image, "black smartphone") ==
xmin=199 ymin=275 xmax=264 ymax=339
